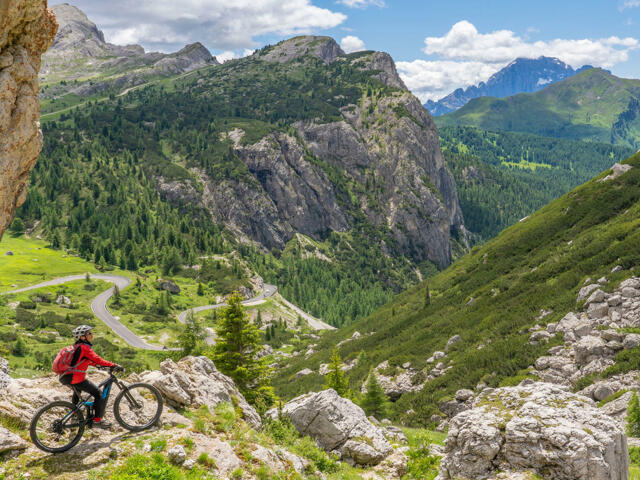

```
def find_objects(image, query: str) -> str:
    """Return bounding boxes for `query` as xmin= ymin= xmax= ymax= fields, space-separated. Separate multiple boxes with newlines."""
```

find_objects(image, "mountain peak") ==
xmin=426 ymin=56 xmax=587 ymax=116
xmin=260 ymin=36 xmax=344 ymax=64
xmin=50 ymin=3 xmax=107 ymax=51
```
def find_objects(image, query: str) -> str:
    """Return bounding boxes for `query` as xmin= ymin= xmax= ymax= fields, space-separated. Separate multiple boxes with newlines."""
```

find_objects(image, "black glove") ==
xmin=112 ymin=364 xmax=124 ymax=372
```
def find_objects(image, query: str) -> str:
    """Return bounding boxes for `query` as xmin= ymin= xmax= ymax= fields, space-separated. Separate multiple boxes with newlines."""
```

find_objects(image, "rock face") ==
xmin=40 ymin=4 xmax=218 ymax=96
xmin=437 ymin=382 xmax=628 ymax=480
xmin=0 ymin=0 xmax=57 ymax=238
xmin=0 ymin=356 xmax=11 ymax=390
xmin=135 ymin=356 xmax=262 ymax=429
xmin=260 ymin=36 xmax=343 ymax=64
xmin=266 ymin=389 xmax=392 ymax=465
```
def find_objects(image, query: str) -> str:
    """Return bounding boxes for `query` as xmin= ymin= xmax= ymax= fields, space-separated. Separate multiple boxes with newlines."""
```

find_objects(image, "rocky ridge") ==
xmin=40 ymin=4 xmax=218 ymax=98
xmin=0 ymin=0 xmax=57 ymax=238
xmin=157 ymin=35 xmax=466 ymax=269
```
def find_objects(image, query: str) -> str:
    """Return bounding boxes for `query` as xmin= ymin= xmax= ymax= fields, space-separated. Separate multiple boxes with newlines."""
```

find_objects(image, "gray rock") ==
xmin=622 ymin=287 xmax=639 ymax=298
xmin=587 ymin=302 xmax=609 ymax=319
xmin=586 ymin=289 xmax=606 ymax=305
xmin=137 ymin=356 xmax=261 ymax=429
xmin=577 ymin=284 xmax=600 ymax=302
xmin=437 ymin=383 xmax=628 ymax=480
xmin=0 ymin=357 xmax=11 ymax=391
xmin=593 ymin=384 xmax=615 ymax=402
xmin=573 ymin=336 xmax=607 ymax=366
xmin=158 ymin=279 xmax=181 ymax=294
xmin=167 ymin=445 xmax=187 ymax=464
xmin=623 ymin=334 xmax=640 ymax=350
xmin=454 ymin=389 xmax=474 ymax=402
xmin=295 ymin=368 xmax=313 ymax=380
xmin=183 ymin=459 xmax=196 ymax=470
xmin=608 ymin=295 xmax=623 ymax=306
xmin=601 ymin=330 xmax=624 ymax=342
xmin=266 ymin=389 xmax=392 ymax=465
xmin=611 ymin=265 xmax=623 ymax=273
xmin=0 ymin=426 xmax=27 ymax=454
xmin=4 ymin=251 xmax=13 ymax=256
xmin=446 ymin=335 xmax=462 ymax=351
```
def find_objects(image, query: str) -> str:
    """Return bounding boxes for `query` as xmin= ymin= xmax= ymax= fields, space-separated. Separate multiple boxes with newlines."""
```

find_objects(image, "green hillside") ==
xmin=273 ymin=153 xmax=640 ymax=423
xmin=437 ymin=69 xmax=640 ymax=148
xmin=440 ymin=126 xmax=634 ymax=240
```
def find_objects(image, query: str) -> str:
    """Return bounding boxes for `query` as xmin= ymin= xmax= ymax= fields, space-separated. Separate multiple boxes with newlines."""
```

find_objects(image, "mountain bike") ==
xmin=29 ymin=366 xmax=163 ymax=453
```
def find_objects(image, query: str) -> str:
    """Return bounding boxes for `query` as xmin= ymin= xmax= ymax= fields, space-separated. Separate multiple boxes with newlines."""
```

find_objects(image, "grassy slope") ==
xmin=436 ymin=69 xmax=640 ymax=144
xmin=273 ymin=153 xmax=640 ymax=423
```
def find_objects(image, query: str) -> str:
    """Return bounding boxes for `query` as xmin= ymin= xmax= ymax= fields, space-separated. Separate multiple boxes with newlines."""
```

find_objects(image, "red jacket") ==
xmin=62 ymin=341 xmax=115 ymax=384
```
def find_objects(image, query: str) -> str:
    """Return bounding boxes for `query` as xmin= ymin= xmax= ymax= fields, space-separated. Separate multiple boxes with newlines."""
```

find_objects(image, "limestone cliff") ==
xmin=0 ymin=0 xmax=56 ymax=238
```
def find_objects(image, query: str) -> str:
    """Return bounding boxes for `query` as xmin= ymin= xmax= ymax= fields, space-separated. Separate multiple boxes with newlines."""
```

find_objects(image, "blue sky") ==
xmin=66 ymin=0 xmax=640 ymax=101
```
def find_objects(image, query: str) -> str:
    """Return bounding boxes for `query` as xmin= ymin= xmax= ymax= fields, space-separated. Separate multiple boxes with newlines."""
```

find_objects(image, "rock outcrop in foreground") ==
xmin=134 ymin=356 xmax=262 ymax=429
xmin=0 ymin=0 xmax=57 ymax=238
xmin=267 ymin=389 xmax=394 ymax=466
xmin=437 ymin=382 xmax=628 ymax=480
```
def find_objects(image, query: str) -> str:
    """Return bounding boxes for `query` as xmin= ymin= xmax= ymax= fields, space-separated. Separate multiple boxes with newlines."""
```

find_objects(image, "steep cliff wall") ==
xmin=0 ymin=0 xmax=56 ymax=238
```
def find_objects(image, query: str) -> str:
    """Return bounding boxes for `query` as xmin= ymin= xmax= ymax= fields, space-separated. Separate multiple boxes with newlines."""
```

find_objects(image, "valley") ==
xmin=2 ymin=2 xmax=640 ymax=479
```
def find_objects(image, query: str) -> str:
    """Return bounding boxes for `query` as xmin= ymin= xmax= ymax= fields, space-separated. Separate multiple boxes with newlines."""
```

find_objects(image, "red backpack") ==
xmin=52 ymin=345 xmax=80 ymax=375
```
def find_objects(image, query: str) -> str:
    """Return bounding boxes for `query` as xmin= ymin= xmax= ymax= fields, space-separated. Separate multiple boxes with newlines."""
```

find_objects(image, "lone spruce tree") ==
xmin=210 ymin=292 xmax=275 ymax=411
xmin=627 ymin=392 xmax=640 ymax=437
xmin=324 ymin=347 xmax=349 ymax=397
xmin=361 ymin=369 xmax=389 ymax=418
xmin=178 ymin=310 xmax=205 ymax=356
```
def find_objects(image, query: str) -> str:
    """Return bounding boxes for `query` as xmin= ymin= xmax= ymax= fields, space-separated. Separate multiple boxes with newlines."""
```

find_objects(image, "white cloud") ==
xmin=338 ymin=0 xmax=384 ymax=7
xmin=70 ymin=0 xmax=346 ymax=52
xmin=400 ymin=21 xmax=640 ymax=102
xmin=340 ymin=35 xmax=365 ymax=53
xmin=424 ymin=21 xmax=638 ymax=67
xmin=215 ymin=49 xmax=255 ymax=63
xmin=397 ymin=60 xmax=501 ymax=102
xmin=620 ymin=0 xmax=640 ymax=10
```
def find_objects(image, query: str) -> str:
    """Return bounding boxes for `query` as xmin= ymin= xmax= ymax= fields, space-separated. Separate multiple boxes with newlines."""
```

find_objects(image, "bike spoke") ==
xmin=114 ymin=384 xmax=163 ymax=431
xmin=32 ymin=405 xmax=83 ymax=451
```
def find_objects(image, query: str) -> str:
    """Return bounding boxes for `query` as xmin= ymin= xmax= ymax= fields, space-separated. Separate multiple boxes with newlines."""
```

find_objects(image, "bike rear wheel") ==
xmin=113 ymin=383 xmax=163 ymax=431
xmin=29 ymin=401 xmax=85 ymax=453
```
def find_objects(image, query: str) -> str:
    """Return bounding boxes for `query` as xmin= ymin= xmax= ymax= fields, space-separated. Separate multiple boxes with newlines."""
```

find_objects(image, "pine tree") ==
xmin=424 ymin=284 xmax=430 ymax=306
xmin=178 ymin=310 xmax=205 ymax=356
xmin=361 ymin=369 xmax=389 ymax=418
xmin=627 ymin=392 xmax=640 ymax=437
xmin=12 ymin=337 xmax=27 ymax=357
xmin=9 ymin=218 xmax=25 ymax=235
xmin=210 ymin=292 xmax=275 ymax=410
xmin=197 ymin=283 xmax=204 ymax=296
xmin=255 ymin=310 xmax=262 ymax=328
xmin=112 ymin=284 xmax=121 ymax=305
xmin=324 ymin=347 xmax=349 ymax=396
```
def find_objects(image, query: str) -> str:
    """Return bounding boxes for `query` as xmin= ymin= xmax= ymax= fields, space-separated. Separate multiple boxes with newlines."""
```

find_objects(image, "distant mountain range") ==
xmin=435 ymin=68 xmax=640 ymax=149
xmin=424 ymin=57 xmax=592 ymax=116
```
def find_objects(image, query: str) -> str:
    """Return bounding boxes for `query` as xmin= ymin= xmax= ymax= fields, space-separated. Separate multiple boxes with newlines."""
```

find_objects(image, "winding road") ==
xmin=2 ymin=275 xmax=333 ymax=351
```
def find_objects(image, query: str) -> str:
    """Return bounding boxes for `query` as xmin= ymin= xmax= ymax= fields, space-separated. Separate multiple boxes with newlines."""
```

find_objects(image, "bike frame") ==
xmin=60 ymin=371 xmax=138 ymax=427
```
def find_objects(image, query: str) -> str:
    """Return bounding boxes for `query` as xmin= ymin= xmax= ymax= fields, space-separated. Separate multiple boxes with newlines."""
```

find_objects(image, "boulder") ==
xmin=577 ymin=284 xmax=600 ymax=302
xmin=446 ymin=335 xmax=462 ymax=351
xmin=621 ymin=287 xmax=639 ymax=299
xmin=0 ymin=426 xmax=27 ymax=454
xmin=436 ymin=382 xmax=628 ymax=480
xmin=587 ymin=302 xmax=609 ymax=320
xmin=573 ymin=335 xmax=607 ymax=367
xmin=136 ymin=356 xmax=261 ymax=429
xmin=593 ymin=383 xmax=615 ymax=402
xmin=266 ymin=389 xmax=392 ymax=465
xmin=623 ymin=334 xmax=640 ymax=350
xmin=295 ymin=368 xmax=313 ymax=380
xmin=455 ymin=389 xmax=474 ymax=402
xmin=167 ymin=444 xmax=186 ymax=464
xmin=586 ymin=289 xmax=606 ymax=305
xmin=158 ymin=279 xmax=181 ymax=294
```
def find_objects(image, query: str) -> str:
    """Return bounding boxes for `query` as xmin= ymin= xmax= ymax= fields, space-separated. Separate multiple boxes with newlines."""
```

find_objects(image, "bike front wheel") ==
xmin=29 ymin=401 xmax=85 ymax=453
xmin=113 ymin=383 xmax=163 ymax=431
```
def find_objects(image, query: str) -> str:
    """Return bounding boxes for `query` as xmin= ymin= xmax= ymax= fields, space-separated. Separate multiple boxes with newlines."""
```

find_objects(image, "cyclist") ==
xmin=58 ymin=325 xmax=122 ymax=428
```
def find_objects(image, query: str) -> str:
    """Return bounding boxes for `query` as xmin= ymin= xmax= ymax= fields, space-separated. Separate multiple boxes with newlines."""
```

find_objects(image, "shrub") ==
xmin=197 ymin=452 xmax=215 ymax=469
xmin=627 ymin=392 xmax=640 ymax=437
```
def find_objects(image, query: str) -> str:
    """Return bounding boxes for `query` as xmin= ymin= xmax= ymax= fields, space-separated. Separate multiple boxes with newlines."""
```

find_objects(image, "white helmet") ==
xmin=73 ymin=325 xmax=93 ymax=340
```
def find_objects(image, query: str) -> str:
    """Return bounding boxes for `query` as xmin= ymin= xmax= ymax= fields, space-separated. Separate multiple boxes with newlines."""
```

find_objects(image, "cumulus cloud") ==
xmin=70 ymin=0 xmax=346 ymax=52
xmin=340 ymin=35 xmax=366 ymax=53
xmin=338 ymin=0 xmax=384 ymax=7
xmin=396 ymin=60 xmax=501 ymax=102
xmin=398 ymin=21 xmax=639 ymax=102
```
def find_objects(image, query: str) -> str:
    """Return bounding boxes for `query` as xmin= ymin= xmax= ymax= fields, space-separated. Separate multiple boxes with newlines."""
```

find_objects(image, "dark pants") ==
xmin=60 ymin=376 xmax=105 ymax=418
